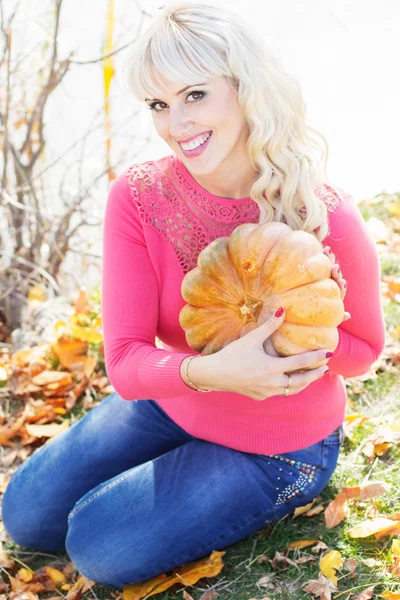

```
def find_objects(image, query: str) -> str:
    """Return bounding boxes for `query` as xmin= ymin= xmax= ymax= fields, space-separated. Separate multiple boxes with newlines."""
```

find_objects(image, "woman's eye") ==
xmin=148 ymin=91 xmax=205 ymax=112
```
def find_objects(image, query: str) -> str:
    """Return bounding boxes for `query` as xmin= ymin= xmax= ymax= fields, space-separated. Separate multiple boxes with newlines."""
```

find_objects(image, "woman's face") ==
xmin=144 ymin=74 xmax=251 ymax=180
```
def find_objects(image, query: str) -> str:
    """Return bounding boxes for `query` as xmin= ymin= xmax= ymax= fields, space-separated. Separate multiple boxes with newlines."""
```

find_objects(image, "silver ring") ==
xmin=280 ymin=374 xmax=292 ymax=397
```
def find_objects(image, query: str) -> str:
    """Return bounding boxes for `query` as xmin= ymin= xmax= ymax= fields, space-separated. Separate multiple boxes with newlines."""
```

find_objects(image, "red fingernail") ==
xmin=275 ymin=307 xmax=285 ymax=317
xmin=326 ymin=351 xmax=334 ymax=357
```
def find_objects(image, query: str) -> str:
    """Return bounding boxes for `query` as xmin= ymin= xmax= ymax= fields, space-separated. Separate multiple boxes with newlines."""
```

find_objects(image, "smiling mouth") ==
xmin=179 ymin=131 xmax=213 ymax=150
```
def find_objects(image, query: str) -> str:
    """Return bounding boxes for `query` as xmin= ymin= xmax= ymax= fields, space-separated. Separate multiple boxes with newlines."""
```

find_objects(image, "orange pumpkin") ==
xmin=179 ymin=221 xmax=344 ymax=369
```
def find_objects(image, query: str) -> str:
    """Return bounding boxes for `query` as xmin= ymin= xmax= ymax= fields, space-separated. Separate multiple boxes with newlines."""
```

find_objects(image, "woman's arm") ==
xmin=323 ymin=188 xmax=386 ymax=377
xmin=101 ymin=170 xmax=204 ymax=400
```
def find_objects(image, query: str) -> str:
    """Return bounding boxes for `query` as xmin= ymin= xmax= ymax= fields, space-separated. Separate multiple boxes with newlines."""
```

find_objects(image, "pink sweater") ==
xmin=101 ymin=153 xmax=386 ymax=455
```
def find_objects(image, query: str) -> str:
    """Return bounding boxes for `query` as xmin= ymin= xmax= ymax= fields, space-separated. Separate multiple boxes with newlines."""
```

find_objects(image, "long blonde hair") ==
xmin=123 ymin=0 xmax=334 ymax=241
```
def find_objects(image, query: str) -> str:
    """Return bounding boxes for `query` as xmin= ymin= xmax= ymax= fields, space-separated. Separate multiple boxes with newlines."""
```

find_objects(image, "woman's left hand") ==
xmin=323 ymin=245 xmax=351 ymax=323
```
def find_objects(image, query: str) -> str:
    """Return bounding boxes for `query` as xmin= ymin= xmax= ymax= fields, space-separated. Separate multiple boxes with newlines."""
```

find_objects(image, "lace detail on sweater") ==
xmin=127 ymin=159 xmax=260 ymax=274
xmin=126 ymin=156 xmax=344 ymax=275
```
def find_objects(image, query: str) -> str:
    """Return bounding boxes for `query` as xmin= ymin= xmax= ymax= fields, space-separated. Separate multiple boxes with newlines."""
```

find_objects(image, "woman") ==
xmin=2 ymin=1 xmax=385 ymax=589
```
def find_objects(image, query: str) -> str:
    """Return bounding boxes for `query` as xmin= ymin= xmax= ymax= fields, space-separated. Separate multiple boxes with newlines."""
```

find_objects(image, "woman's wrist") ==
xmin=180 ymin=355 xmax=218 ymax=392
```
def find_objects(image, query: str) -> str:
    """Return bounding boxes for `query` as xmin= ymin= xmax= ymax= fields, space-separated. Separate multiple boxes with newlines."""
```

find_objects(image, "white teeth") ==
xmin=180 ymin=132 xmax=211 ymax=150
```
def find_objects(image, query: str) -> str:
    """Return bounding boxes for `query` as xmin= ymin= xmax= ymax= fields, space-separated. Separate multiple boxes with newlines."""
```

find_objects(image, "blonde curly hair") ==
xmin=123 ymin=0 xmax=335 ymax=241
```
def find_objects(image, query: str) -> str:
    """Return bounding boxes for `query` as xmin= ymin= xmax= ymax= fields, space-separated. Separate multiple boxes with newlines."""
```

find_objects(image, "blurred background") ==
xmin=1 ymin=0 xmax=400 ymax=330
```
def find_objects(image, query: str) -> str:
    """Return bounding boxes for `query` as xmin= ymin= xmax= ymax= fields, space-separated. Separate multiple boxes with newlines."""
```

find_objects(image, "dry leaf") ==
xmin=302 ymin=574 xmax=338 ymax=599
xmin=320 ymin=550 xmax=341 ymax=585
xmin=44 ymin=567 xmax=66 ymax=585
xmin=257 ymin=574 xmax=273 ymax=588
xmin=359 ymin=481 xmax=390 ymax=500
xmin=381 ymin=591 xmax=400 ymax=599
xmin=304 ymin=504 xmax=325 ymax=516
xmin=392 ymin=539 xmax=400 ymax=576
xmin=123 ymin=551 xmax=226 ymax=600
xmin=345 ymin=557 xmax=358 ymax=577
xmin=346 ymin=517 xmax=396 ymax=538
xmin=25 ymin=421 xmax=70 ymax=439
xmin=288 ymin=540 xmax=320 ymax=550
xmin=311 ymin=542 xmax=329 ymax=553
xmin=198 ymin=590 xmax=220 ymax=600
xmin=293 ymin=500 xmax=315 ymax=518
xmin=325 ymin=492 xmax=349 ymax=528
xmin=268 ymin=551 xmax=299 ymax=570
xmin=296 ymin=556 xmax=317 ymax=564
xmin=356 ymin=586 xmax=375 ymax=600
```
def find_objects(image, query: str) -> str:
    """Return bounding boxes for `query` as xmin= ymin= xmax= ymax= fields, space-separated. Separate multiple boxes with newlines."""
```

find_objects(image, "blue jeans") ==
xmin=2 ymin=391 xmax=344 ymax=588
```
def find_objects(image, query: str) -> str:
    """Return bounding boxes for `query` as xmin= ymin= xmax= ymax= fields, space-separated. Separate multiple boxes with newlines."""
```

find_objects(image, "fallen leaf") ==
xmin=392 ymin=539 xmax=400 ymax=576
xmin=345 ymin=557 xmax=358 ymax=577
xmin=257 ymin=574 xmax=273 ymax=588
xmin=268 ymin=551 xmax=299 ymax=570
xmin=304 ymin=504 xmax=325 ymax=516
xmin=346 ymin=517 xmax=397 ymax=538
xmin=360 ymin=481 xmax=390 ymax=500
xmin=381 ymin=591 xmax=400 ymax=599
xmin=325 ymin=492 xmax=349 ymax=528
xmin=198 ymin=591 xmax=220 ymax=600
xmin=123 ymin=551 xmax=226 ymax=599
xmin=288 ymin=540 xmax=320 ymax=550
xmin=293 ymin=500 xmax=315 ymax=518
xmin=356 ymin=586 xmax=375 ymax=600
xmin=312 ymin=542 xmax=329 ymax=553
xmin=296 ymin=556 xmax=317 ymax=564
xmin=302 ymin=574 xmax=338 ymax=599
xmin=320 ymin=550 xmax=341 ymax=585
xmin=25 ymin=421 xmax=70 ymax=439
xmin=44 ymin=567 xmax=66 ymax=585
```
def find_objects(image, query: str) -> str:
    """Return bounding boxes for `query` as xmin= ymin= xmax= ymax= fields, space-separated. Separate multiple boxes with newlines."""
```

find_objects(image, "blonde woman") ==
xmin=2 ymin=1 xmax=385 ymax=589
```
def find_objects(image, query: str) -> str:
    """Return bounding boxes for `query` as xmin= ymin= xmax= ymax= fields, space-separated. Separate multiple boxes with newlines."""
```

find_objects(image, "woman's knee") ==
xmin=65 ymin=520 xmax=148 ymax=588
xmin=2 ymin=462 xmax=66 ymax=552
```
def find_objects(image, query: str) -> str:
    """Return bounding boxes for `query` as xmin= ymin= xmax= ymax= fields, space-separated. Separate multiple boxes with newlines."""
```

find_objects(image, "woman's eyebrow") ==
xmin=145 ymin=83 xmax=207 ymax=102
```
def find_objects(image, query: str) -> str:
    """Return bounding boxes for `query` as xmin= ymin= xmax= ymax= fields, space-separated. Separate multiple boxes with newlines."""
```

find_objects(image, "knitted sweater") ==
xmin=101 ymin=153 xmax=386 ymax=455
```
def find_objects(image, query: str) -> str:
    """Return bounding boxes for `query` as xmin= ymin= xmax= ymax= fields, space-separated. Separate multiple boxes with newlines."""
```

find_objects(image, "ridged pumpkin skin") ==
xmin=179 ymin=221 xmax=344 ymax=370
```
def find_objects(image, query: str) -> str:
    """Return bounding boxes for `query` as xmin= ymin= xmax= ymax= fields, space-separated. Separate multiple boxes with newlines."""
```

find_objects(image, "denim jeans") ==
xmin=2 ymin=391 xmax=344 ymax=588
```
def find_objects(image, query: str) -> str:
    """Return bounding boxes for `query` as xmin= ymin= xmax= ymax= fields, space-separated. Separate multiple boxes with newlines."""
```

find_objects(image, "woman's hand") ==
xmin=323 ymin=245 xmax=351 ymax=324
xmin=197 ymin=309 xmax=331 ymax=400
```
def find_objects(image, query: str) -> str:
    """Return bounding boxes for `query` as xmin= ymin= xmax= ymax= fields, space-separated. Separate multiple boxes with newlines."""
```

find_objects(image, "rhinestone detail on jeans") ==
xmin=267 ymin=454 xmax=317 ymax=505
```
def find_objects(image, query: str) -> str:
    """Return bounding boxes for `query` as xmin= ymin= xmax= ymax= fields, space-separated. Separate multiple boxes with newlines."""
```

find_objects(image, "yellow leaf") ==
xmin=320 ymin=550 xmax=341 ymax=586
xmin=45 ymin=566 xmax=66 ymax=584
xmin=17 ymin=567 xmax=34 ymax=582
xmin=304 ymin=504 xmax=325 ymax=516
xmin=345 ymin=413 xmax=365 ymax=422
xmin=393 ymin=540 xmax=400 ymax=558
xmin=293 ymin=501 xmax=314 ymax=518
xmin=387 ymin=202 xmax=400 ymax=216
xmin=288 ymin=540 xmax=320 ymax=549
xmin=381 ymin=590 xmax=400 ymax=599
xmin=374 ymin=442 xmax=391 ymax=456
xmin=123 ymin=551 xmax=226 ymax=600
xmin=71 ymin=324 xmax=103 ymax=344
xmin=28 ymin=285 xmax=47 ymax=302
xmin=346 ymin=517 xmax=396 ymax=538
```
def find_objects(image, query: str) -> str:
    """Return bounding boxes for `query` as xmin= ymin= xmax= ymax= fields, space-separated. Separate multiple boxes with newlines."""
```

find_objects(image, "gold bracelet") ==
xmin=184 ymin=355 xmax=213 ymax=392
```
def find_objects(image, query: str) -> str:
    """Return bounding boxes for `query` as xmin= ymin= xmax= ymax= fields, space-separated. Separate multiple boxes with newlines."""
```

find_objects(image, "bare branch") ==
xmin=69 ymin=6 xmax=148 ymax=66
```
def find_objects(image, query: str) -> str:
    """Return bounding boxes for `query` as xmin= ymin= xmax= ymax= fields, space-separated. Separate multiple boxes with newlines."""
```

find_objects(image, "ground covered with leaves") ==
xmin=0 ymin=192 xmax=400 ymax=600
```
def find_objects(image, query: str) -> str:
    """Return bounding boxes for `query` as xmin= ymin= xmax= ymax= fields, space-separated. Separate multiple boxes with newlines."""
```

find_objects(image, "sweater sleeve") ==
xmin=324 ymin=188 xmax=386 ymax=377
xmin=101 ymin=169 xmax=200 ymax=400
